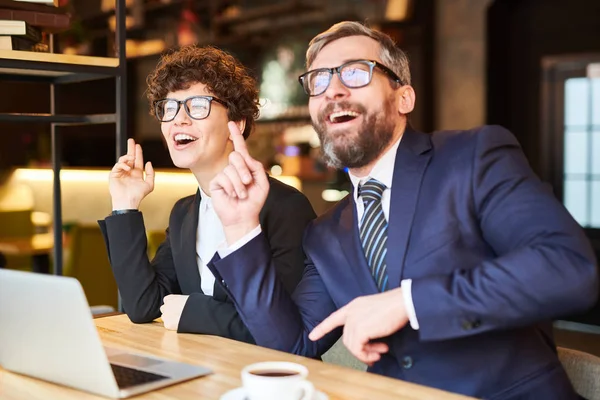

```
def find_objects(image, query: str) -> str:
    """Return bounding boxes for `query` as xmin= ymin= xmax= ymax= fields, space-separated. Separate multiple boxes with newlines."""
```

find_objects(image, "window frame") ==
xmin=540 ymin=53 xmax=600 ymax=237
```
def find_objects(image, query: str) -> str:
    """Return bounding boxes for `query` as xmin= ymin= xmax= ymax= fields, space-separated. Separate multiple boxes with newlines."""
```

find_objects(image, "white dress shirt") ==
xmin=196 ymin=187 xmax=222 ymax=296
xmin=347 ymin=137 xmax=420 ymax=330
xmin=198 ymin=187 xmax=263 ymax=296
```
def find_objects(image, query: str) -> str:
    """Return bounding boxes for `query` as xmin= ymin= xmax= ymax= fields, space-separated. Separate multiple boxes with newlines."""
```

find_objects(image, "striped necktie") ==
xmin=358 ymin=178 xmax=389 ymax=291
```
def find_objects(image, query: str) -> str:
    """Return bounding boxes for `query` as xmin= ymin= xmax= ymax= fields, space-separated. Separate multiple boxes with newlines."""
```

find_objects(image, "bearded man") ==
xmin=205 ymin=21 xmax=598 ymax=400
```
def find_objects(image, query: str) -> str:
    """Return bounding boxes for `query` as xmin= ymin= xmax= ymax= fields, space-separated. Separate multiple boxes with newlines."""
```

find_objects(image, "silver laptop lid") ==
xmin=0 ymin=269 xmax=120 ymax=398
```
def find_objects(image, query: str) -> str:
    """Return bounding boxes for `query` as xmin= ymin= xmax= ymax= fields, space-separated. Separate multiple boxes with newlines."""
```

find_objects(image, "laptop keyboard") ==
xmin=110 ymin=363 xmax=169 ymax=389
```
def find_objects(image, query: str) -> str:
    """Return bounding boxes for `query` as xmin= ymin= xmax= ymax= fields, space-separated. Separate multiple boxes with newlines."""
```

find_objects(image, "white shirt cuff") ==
xmin=217 ymin=225 xmax=262 ymax=258
xmin=401 ymin=279 xmax=419 ymax=330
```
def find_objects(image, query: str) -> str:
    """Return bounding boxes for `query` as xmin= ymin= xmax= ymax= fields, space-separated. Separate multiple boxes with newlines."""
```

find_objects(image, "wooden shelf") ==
xmin=0 ymin=50 xmax=120 ymax=82
xmin=0 ymin=50 xmax=119 ymax=68
xmin=0 ymin=113 xmax=117 ymax=125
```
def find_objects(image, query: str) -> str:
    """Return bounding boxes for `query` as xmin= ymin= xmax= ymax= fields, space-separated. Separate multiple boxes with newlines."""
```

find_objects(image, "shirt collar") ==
xmin=198 ymin=186 xmax=212 ymax=213
xmin=349 ymin=136 xmax=402 ymax=203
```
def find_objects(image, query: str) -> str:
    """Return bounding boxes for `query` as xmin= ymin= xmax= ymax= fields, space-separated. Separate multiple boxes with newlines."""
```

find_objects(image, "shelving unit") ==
xmin=0 ymin=0 xmax=127 ymax=275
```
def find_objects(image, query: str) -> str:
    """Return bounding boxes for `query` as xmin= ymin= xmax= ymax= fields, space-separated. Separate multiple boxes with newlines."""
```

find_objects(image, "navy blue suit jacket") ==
xmin=209 ymin=126 xmax=598 ymax=399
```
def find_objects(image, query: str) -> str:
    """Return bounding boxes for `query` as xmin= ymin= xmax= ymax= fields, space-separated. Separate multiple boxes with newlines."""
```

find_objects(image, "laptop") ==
xmin=0 ymin=269 xmax=212 ymax=398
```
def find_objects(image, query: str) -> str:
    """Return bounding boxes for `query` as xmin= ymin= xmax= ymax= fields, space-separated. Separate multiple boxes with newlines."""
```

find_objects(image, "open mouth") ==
xmin=328 ymin=110 xmax=360 ymax=124
xmin=173 ymin=133 xmax=198 ymax=146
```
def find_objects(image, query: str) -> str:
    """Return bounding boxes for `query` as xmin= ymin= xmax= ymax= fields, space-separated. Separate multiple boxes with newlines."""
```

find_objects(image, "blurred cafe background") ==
xmin=0 ymin=0 xmax=599 ymax=356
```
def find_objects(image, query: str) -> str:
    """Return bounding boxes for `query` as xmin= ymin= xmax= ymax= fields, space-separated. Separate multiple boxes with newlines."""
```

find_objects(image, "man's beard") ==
xmin=312 ymin=101 xmax=395 ymax=169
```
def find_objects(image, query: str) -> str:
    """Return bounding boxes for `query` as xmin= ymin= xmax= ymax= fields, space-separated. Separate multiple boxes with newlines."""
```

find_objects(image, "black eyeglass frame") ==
xmin=153 ymin=95 xmax=228 ymax=122
xmin=298 ymin=59 xmax=403 ymax=96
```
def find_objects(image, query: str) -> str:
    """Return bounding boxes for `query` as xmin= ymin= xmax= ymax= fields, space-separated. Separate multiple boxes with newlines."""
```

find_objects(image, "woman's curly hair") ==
xmin=146 ymin=45 xmax=260 ymax=139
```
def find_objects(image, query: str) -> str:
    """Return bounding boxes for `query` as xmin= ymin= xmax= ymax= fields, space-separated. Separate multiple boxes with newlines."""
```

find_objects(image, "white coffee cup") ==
xmin=241 ymin=361 xmax=315 ymax=400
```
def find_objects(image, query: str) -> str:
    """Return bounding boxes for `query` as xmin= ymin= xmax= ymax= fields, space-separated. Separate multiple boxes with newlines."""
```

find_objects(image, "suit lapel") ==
xmin=178 ymin=190 xmax=202 ymax=292
xmin=336 ymin=197 xmax=379 ymax=296
xmin=386 ymin=128 xmax=432 ymax=289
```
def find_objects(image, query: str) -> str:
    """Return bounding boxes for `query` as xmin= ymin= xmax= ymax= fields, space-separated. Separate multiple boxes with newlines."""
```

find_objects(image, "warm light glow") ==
xmin=13 ymin=168 xmax=302 ymax=191
xmin=272 ymin=175 xmax=302 ymax=191
xmin=322 ymin=189 xmax=349 ymax=202
xmin=270 ymin=165 xmax=283 ymax=176
xmin=13 ymin=168 xmax=198 ymax=185
xmin=385 ymin=0 xmax=410 ymax=21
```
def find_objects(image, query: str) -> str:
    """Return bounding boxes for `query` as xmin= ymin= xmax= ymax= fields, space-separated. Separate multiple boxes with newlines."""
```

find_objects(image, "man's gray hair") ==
xmin=305 ymin=21 xmax=411 ymax=86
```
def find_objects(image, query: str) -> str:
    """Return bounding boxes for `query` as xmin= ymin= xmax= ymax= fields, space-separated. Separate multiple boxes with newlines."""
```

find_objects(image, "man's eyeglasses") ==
xmin=298 ymin=59 xmax=403 ymax=97
xmin=154 ymin=95 xmax=228 ymax=122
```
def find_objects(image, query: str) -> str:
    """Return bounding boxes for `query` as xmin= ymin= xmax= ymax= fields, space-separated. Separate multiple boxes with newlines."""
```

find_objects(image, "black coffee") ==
xmin=249 ymin=370 xmax=299 ymax=377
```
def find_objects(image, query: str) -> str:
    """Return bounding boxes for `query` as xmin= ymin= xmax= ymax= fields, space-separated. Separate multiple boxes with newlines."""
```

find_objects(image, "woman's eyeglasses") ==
xmin=154 ymin=95 xmax=227 ymax=122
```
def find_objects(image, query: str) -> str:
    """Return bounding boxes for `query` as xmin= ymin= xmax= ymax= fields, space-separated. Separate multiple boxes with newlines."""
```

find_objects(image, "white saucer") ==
xmin=220 ymin=387 xmax=329 ymax=400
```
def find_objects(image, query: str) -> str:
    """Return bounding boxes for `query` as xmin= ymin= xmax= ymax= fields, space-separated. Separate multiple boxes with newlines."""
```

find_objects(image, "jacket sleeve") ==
xmin=208 ymin=225 xmax=341 ymax=358
xmin=177 ymin=293 xmax=255 ymax=342
xmin=99 ymin=211 xmax=180 ymax=323
xmin=263 ymin=191 xmax=318 ymax=294
xmin=176 ymin=191 xmax=317 ymax=341
xmin=410 ymin=125 xmax=599 ymax=341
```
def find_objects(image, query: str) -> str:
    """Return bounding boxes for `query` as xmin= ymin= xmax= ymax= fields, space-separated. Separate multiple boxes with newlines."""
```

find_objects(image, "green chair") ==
xmin=558 ymin=346 xmax=600 ymax=400
xmin=63 ymin=224 xmax=118 ymax=310
xmin=322 ymin=338 xmax=367 ymax=371
xmin=0 ymin=209 xmax=34 ymax=271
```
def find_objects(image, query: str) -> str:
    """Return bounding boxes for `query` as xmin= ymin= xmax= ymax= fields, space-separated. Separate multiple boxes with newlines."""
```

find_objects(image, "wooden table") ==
xmin=0 ymin=315 xmax=474 ymax=400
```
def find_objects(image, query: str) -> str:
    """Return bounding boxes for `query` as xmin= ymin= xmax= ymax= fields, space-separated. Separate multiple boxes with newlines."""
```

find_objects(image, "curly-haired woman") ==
xmin=98 ymin=45 xmax=316 ymax=343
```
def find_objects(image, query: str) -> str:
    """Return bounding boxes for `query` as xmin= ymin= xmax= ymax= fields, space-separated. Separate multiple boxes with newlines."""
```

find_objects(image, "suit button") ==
xmin=221 ymin=279 xmax=227 ymax=287
xmin=462 ymin=319 xmax=481 ymax=330
xmin=401 ymin=356 xmax=413 ymax=369
xmin=461 ymin=320 xmax=473 ymax=330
